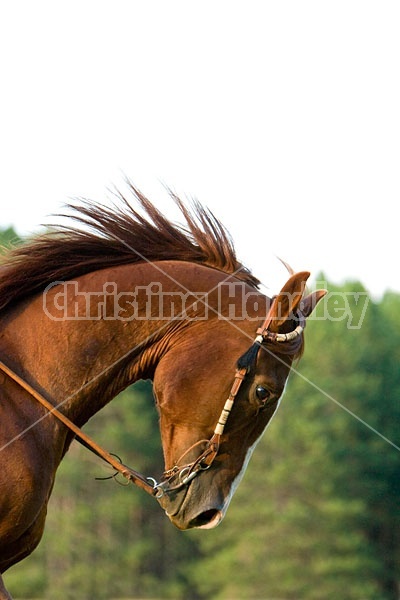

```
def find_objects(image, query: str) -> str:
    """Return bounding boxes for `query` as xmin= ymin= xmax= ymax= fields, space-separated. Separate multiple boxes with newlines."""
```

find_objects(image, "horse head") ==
xmin=153 ymin=271 xmax=326 ymax=529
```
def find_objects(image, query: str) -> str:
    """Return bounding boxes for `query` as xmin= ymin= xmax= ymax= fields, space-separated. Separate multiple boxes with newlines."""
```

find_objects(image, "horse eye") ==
xmin=255 ymin=385 xmax=270 ymax=403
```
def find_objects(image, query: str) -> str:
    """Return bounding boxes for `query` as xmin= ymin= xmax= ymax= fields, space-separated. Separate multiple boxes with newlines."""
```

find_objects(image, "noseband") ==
xmin=0 ymin=297 xmax=304 ymax=500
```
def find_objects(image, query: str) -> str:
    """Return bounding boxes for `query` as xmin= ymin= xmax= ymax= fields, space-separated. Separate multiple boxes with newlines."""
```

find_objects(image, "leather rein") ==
xmin=0 ymin=298 xmax=304 ymax=500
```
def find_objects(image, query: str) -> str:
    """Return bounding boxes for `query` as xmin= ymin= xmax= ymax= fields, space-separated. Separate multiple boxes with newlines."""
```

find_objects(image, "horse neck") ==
xmin=0 ymin=261 xmax=235 ymax=427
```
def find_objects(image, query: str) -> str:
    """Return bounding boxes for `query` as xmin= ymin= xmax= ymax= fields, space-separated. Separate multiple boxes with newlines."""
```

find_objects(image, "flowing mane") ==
xmin=0 ymin=185 xmax=259 ymax=313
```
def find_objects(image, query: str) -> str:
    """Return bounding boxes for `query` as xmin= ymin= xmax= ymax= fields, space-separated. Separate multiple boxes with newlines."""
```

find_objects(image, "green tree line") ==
xmin=1 ymin=228 xmax=399 ymax=599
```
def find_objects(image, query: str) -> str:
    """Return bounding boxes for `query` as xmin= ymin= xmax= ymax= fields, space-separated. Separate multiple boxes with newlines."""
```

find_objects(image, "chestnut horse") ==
xmin=0 ymin=187 xmax=326 ymax=599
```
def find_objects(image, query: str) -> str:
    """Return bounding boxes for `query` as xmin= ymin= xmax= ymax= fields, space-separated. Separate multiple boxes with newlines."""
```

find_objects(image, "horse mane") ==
xmin=0 ymin=184 xmax=260 ymax=313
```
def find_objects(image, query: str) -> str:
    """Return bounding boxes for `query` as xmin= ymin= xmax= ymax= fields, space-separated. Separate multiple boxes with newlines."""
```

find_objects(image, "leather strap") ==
xmin=0 ymin=359 xmax=156 ymax=496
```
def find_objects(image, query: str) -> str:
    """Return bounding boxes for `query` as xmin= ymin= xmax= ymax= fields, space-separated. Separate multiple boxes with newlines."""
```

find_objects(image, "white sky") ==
xmin=1 ymin=1 xmax=399 ymax=299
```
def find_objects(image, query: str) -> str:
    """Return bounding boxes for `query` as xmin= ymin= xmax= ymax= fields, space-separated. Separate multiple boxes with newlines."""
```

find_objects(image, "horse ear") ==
xmin=268 ymin=271 xmax=310 ymax=332
xmin=300 ymin=289 xmax=327 ymax=318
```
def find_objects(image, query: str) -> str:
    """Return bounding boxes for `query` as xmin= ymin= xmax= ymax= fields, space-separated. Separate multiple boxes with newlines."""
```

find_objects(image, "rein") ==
xmin=0 ymin=359 xmax=157 ymax=496
xmin=0 ymin=298 xmax=304 ymax=500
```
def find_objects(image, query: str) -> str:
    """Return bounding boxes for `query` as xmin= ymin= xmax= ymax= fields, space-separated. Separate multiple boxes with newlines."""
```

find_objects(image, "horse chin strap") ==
xmin=0 ymin=298 xmax=304 ymax=501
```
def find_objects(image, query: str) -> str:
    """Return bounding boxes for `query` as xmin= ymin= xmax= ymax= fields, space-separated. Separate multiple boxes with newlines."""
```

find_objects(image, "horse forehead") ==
xmin=255 ymin=347 xmax=293 ymax=386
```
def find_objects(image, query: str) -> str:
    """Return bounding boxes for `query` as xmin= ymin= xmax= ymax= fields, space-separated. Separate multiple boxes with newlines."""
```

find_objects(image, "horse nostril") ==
xmin=189 ymin=509 xmax=222 ymax=529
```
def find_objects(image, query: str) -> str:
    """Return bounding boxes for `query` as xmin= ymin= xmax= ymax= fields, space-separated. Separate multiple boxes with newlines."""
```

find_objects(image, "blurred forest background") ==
xmin=1 ymin=227 xmax=399 ymax=599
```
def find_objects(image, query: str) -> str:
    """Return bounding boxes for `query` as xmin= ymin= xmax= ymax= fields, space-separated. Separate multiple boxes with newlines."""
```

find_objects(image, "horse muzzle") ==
xmin=155 ymin=472 xmax=227 ymax=530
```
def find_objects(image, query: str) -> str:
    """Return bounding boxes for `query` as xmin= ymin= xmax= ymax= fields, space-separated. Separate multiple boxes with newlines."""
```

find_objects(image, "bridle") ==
xmin=153 ymin=299 xmax=305 ymax=497
xmin=0 ymin=297 xmax=305 ymax=500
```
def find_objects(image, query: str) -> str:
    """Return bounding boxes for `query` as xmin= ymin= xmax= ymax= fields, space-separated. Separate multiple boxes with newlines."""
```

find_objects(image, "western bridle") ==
xmin=0 ymin=298 xmax=305 ymax=500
